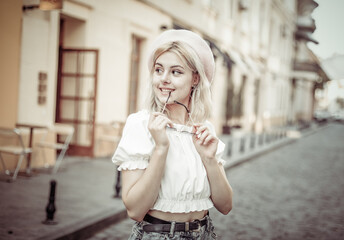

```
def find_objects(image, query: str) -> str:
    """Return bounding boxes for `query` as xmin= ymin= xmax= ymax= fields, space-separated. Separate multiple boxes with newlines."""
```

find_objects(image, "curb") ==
xmin=224 ymin=137 xmax=296 ymax=170
xmin=37 ymin=208 xmax=128 ymax=240
xmin=224 ymin=123 xmax=329 ymax=170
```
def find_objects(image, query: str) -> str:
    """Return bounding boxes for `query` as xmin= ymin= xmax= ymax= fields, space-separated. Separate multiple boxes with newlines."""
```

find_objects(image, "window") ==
xmin=128 ymin=35 xmax=143 ymax=114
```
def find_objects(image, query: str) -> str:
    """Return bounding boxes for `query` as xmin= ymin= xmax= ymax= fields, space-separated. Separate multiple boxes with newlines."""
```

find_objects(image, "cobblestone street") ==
xmin=87 ymin=123 xmax=344 ymax=240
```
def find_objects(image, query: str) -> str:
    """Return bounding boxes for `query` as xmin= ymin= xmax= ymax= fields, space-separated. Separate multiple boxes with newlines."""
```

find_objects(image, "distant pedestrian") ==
xmin=112 ymin=29 xmax=233 ymax=239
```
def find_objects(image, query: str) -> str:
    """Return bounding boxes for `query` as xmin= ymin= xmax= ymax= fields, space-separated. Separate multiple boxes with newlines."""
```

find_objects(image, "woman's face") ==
xmin=152 ymin=51 xmax=196 ymax=107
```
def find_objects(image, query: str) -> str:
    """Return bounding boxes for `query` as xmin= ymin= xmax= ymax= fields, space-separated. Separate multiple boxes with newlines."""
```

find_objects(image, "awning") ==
xmin=244 ymin=56 xmax=261 ymax=76
xmin=206 ymin=39 xmax=252 ymax=74
xmin=295 ymin=31 xmax=319 ymax=44
xmin=207 ymin=41 xmax=234 ymax=68
xmin=228 ymin=50 xmax=249 ymax=73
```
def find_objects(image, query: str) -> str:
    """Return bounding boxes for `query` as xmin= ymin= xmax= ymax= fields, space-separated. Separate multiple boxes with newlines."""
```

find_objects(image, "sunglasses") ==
xmin=161 ymin=92 xmax=196 ymax=135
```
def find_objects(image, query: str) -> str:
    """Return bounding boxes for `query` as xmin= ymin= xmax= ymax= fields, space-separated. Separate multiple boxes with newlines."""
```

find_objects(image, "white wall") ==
xmin=85 ymin=0 xmax=171 ymax=123
xmin=18 ymin=10 xmax=59 ymax=126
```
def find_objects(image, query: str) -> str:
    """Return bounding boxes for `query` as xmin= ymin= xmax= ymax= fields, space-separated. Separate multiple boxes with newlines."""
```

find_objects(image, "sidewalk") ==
xmin=0 ymin=157 xmax=125 ymax=240
xmin=0 ymin=123 xmax=327 ymax=240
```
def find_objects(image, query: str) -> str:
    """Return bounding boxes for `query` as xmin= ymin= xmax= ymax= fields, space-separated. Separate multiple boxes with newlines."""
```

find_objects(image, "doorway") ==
xmin=56 ymin=48 xmax=98 ymax=156
xmin=56 ymin=16 xmax=98 ymax=156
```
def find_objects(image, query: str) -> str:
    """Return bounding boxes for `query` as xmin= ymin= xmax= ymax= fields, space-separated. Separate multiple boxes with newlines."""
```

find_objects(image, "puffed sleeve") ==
xmin=205 ymin=121 xmax=226 ymax=165
xmin=112 ymin=110 xmax=155 ymax=171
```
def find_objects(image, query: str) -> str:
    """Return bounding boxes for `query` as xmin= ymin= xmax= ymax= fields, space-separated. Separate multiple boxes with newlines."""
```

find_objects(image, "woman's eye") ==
xmin=172 ymin=70 xmax=182 ymax=75
xmin=155 ymin=68 xmax=163 ymax=74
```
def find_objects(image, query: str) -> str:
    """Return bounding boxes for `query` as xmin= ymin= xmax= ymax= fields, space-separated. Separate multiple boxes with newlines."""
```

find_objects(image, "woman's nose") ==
xmin=161 ymin=71 xmax=170 ymax=83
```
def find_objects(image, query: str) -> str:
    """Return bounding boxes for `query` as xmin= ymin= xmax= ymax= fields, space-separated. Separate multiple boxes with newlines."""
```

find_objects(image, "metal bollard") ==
xmin=42 ymin=180 xmax=58 ymax=225
xmin=226 ymin=139 xmax=232 ymax=157
xmin=113 ymin=170 xmax=121 ymax=198
xmin=250 ymin=134 xmax=255 ymax=149
xmin=239 ymin=137 xmax=245 ymax=153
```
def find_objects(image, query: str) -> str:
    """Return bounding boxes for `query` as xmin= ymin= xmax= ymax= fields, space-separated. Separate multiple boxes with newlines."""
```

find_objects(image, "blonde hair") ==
xmin=145 ymin=41 xmax=213 ymax=123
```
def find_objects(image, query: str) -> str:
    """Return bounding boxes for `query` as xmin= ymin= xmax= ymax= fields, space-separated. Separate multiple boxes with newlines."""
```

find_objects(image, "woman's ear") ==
xmin=192 ymin=73 xmax=200 ymax=86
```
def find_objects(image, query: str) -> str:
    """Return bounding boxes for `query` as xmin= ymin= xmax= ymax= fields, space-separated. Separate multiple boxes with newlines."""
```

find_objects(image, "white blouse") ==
xmin=112 ymin=110 xmax=226 ymax=213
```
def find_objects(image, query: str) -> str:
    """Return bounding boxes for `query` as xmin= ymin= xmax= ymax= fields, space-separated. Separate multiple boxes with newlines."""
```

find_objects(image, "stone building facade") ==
xmin=0 ymin=0 xmax=328 ymax=169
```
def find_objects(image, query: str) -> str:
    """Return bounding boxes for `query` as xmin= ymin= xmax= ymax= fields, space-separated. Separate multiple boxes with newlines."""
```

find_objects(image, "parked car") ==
xmin=332 ymin=112 xmax=344 ymax=123
xmin=313 ymin=111 xmax=331 ymax=123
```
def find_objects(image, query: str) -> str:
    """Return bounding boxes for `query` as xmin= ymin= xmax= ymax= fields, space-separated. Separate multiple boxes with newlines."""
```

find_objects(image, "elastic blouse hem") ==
xmin=117 ymin=159 xmax=149 ymax=171
xmin=151 ymin=198 xmax=214 ymax=213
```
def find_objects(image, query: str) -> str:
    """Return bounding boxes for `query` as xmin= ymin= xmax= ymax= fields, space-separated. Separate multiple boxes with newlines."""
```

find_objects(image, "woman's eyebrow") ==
xmin=171 ymin=65 xmax=184 ymax=69
xmin=155 ymin=62 xmax=185 ymax=69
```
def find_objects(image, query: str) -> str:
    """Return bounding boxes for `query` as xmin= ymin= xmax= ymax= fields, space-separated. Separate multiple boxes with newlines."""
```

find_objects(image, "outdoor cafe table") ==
xmin=16 ymin=123 xmax=45 ymax=176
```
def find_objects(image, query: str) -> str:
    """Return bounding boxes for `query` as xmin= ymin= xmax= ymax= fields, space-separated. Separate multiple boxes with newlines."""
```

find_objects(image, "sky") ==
xmin=308 ymin=0 xmax=344 ymax=60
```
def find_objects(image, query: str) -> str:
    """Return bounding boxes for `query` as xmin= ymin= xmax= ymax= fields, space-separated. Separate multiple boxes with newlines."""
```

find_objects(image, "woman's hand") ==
xmin=148 ymin=112 xmax=172 ymax=148
xmin=192 ymin=124 xmax=218 ymax=162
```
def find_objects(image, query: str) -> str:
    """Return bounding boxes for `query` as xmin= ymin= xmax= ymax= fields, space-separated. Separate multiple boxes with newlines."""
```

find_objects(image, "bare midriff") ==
xmin=147 ymin=209 xmax=208 ymax=222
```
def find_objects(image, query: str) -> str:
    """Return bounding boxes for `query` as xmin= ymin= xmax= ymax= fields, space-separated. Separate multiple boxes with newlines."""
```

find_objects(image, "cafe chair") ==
xmin=96 ymin=121 xmax=125 ymax=157
xmin=0 ymin=128 xmax=32 ymax=182
xmin=37 ymin=123 xmax=74 ymax=174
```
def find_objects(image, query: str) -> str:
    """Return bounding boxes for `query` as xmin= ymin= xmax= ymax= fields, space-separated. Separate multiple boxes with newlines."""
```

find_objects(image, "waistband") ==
xmin=142 ymin=213 xmax=209 ymax=235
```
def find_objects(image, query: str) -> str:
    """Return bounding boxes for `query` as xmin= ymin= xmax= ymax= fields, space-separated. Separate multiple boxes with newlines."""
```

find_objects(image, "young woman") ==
xmin=113 ymin=29 xmax=233 ymax=239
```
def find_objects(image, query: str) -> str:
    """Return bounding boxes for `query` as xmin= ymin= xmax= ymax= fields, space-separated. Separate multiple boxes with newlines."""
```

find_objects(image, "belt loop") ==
xmin=185 ymin=222 xmax=190 ymax=232
xmin=206 ymin=213 xmax=210 ymax=231
xmin=169 ymin=221 xmax=176 ymax=238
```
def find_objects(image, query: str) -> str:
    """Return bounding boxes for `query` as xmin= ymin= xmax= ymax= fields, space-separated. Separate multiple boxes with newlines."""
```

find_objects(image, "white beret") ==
xmin=147 ymin=29 xmax=215 ymax=82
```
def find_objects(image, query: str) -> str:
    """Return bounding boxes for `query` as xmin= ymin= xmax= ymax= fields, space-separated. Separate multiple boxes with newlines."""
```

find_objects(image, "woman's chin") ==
xmin=158 ymin=94 xmax=171 ymax=103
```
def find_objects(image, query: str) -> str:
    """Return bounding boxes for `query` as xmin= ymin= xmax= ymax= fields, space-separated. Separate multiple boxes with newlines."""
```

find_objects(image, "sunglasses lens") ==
xmin=166 ymin=125 xmax=194 ymax=135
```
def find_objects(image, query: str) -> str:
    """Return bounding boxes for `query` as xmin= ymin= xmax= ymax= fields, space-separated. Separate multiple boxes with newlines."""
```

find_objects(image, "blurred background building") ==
xmin=0 ymin=0 xmax=330 ymax=170
xmin=318 ymin=54 xmax=344 ymax=113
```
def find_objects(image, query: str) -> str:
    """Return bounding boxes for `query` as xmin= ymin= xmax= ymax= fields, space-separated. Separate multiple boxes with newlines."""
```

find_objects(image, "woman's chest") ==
xmin=163 ymin=134 xmax=207 ymax=184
